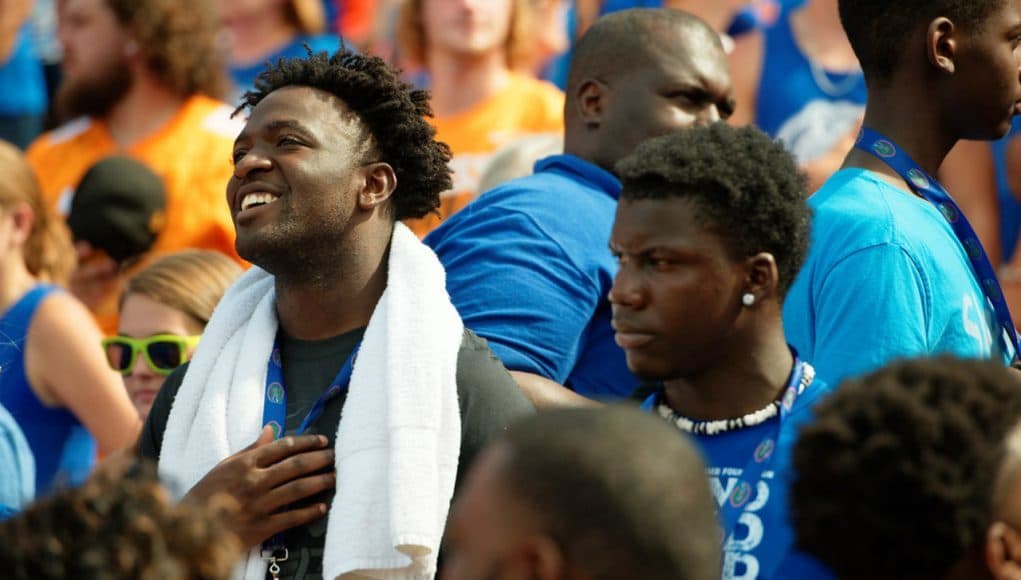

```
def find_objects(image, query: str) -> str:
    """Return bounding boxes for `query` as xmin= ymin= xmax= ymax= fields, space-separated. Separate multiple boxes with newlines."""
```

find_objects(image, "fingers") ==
xmin=253 ymin=433 xmax=330 ymax=468
xmin=260 ymin=470 xmax=336 ymax=514
xmin=262 ymin=447 xmax=335 ymax=489
xmin=241 ymin=425 xmax=277 ymax=453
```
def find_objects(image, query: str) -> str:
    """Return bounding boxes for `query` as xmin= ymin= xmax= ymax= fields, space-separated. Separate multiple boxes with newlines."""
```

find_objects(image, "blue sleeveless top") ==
xmin=755 ymin=9 xmax=866 ymax=164
xmin=0 ymin=25 xmax=47 ymax=117
xmin=0 ymin=285 xmax=96 ymax=496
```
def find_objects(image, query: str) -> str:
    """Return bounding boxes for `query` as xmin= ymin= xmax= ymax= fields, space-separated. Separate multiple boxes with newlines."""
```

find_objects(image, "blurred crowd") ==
xmin=3 ymin=1 xmax=1021 ymax=579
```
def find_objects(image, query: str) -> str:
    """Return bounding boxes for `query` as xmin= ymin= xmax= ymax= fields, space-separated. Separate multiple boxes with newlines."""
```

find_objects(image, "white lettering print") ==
xmin=962 ymin=294 xmax=994 ymax=355
xmin=711 ymin=472 xmax=772 ymax=580
xmin=723 ymin=545 xmax=762 ymax=579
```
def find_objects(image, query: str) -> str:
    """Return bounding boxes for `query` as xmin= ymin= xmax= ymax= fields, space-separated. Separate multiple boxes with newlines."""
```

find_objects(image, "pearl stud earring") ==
xmin=741 ymin=293 xmax=756 ymax=307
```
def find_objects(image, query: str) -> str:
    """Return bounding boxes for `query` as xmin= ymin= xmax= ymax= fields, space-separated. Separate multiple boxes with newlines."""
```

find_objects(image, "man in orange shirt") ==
xmin=397 ymin=0 xmax=565 ymax=236
xmin=26 ymin=0 xmax=243 ymax=333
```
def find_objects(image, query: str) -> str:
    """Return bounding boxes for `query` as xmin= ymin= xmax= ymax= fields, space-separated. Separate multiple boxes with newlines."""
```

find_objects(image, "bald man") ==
xmin=426 ymin=8 xmax=735 ymax=407
xmin=442 ymin=406 xmax=721 ymax=580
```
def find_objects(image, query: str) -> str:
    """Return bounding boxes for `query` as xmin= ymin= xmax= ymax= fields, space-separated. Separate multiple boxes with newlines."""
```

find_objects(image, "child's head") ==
xmin=107 ymin=250 xmax=241 ymax=420
xmin=0 ymin=460 xmax=242 ymax=579
xmin=792 ymin=356 xmax=1021 ymax=580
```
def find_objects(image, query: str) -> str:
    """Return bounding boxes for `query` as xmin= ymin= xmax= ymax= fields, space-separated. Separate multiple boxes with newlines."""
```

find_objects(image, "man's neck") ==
xmin=662 ymin=330 xmax=794 ymax=421
xmin=426 ymin=49 xmax=511 ymax=118
xmin=104 ymin=72 xmax=188 ymax=150
xmin=273 ymin=234 xmax=391 ymax=341
xmin=844 ymin=85 xmax=957 ymax=185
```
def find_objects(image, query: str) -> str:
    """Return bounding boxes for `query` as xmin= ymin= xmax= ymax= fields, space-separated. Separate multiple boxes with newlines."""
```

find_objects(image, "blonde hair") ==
xmin=397 ymin=0 xmax=535 ymax=70
xmin=286 ymin=0 xmax=326 ymax=34
xmin=0 ymin=140 xmax=75 ymax=286
xmin=122 ymin=250 xmax=242 ymax=328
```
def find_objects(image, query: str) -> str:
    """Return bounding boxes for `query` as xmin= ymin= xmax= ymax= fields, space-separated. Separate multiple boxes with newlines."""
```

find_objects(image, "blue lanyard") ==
xmin=260 ymin=332 xmax=360 ymax=561
xmin=641 ymin=356 xmax=806 ymax=546
xmin=262 ymin=333 xmax=360 ymax=439
xmin=855 ymin=127 xmax=1021 ymax=359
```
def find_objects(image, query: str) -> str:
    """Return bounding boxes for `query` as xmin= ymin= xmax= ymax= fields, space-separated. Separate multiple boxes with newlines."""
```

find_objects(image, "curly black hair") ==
xmin=615 ymin=123 xmax=810 ymax=297
xmin=235 ymin=46 xmax=453 ymax=221
xmin=0 ymin=460 xmax=241 ymax=579
xmin=838 ymin=0 xmax=1004 ymax=82
xmin=791 ymin=356 xmax=1021 ymax=579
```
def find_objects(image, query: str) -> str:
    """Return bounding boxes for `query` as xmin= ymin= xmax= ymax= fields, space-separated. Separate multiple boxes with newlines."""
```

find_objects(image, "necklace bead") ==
xmin=656 ymin=364 xmax=815 ymax=436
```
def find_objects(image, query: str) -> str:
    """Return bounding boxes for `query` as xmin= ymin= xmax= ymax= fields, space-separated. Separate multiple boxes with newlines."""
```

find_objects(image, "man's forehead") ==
xmin=252 ymin=86 xmax=349 ymax=116
xmin=242 ymin=87 xmax=360 ymax=132
xmin=652 ymin=33 xmax=728 ymax=85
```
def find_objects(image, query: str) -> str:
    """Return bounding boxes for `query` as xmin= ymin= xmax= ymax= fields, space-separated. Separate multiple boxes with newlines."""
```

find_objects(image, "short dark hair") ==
xmin=0 ymin=460 xmax=241 ymax=579
xmin=235 ymin=47 xmax=454 ymax=221
xmin=566 ymin=8 xmax=719 ymax=96
xmin=791 ymin=357 xmax=1021 ymax=579
xmin=838 ymin=0 xmax=1004 ymax=82
xmin=616 ymin=123 xmax=810 ymax=297
xmin=497 ymin=407 xmax=721 ymax=580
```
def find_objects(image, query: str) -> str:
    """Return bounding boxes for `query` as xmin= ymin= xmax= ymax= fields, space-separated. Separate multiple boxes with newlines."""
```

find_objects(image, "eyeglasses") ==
xmin=101 ymin=334 xmax=201 ymax=376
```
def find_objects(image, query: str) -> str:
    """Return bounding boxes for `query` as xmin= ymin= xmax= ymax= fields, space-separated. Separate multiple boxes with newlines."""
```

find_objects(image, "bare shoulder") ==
xmin=31 ymin=291 xmax=102 ymax=338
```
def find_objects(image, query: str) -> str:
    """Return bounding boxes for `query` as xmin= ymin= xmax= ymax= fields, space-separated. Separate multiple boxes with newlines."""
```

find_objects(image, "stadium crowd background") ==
xmin=3 ymin=1 xmax=1021 ymax=579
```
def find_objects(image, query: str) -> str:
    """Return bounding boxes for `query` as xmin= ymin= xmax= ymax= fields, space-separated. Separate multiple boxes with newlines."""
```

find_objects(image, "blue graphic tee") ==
xmin=690 ymin=380 xmax=833 ymax=579
xmin=783 ymin=169 xmax=1013 ymax=387
xmin=426 ymin=155 xmax=638 ymax=399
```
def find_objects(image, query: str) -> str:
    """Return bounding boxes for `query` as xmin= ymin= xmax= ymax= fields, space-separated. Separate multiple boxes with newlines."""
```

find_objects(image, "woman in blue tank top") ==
xmin=728 ymin=0 xmax=865 ymax=191
xmin=0 ymin=141 xmax=140 ymax=496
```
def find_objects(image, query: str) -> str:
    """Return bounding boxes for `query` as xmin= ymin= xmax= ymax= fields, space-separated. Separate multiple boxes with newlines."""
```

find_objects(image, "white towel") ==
xmin=158 ymin=223 xmax=464 ymax=580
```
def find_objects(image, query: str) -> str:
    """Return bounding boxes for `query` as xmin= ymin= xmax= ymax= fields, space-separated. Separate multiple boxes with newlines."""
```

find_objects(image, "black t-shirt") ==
xmin=139 ymin=327 xmax=534 ymax=580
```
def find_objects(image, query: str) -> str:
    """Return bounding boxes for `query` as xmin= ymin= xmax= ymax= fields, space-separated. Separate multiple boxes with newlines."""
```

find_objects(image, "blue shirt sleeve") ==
xmin=431 ymin=208 xmax=603 ymax=383
xmin=806 ymin=243 xmax=930 ymax=386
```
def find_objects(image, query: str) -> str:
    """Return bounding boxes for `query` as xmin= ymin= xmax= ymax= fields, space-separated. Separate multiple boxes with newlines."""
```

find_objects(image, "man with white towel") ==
xmin=137 ymin=47 xmax=534 ymax=580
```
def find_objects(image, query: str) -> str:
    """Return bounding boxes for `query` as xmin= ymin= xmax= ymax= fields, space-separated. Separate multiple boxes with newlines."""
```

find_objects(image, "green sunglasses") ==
xmin=101 ymin=334 xmax=201 ymax=377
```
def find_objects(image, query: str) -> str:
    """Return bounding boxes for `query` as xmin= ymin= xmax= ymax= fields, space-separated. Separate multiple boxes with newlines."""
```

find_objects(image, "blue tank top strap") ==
xmin=0 ymin=284 xmax=58 ymax=327
xmin=755 ymin=12 xmax=802 ymax=136
xmin=0 ymin=284 xmax=96 ymax=496
xmin=755 ymin=9 xmax=866 ymax=141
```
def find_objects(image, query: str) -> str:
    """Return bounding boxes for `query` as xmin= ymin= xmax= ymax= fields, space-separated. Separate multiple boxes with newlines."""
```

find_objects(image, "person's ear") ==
xmin=574 ymin=78 xmax=608 ymax=130
xmin=8 ymin=201 xmax=34 ymax=246
xmin=740 ymin=252 xmax=780 ymax=308
xmin=985 ymin=522 xmax=1021 ymax=579
xmin=926 ymin=17 xmax=958 ymax=75
xmin=357 ymin=162 xmax=397 ymax=210
xmin=503 ymin=534 xmax=566 ymax=580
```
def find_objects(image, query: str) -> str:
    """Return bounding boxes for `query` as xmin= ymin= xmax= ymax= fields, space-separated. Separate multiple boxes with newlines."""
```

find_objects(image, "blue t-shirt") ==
xmin=229 ymin=34 xmax=341 ymax=101
xmin=755 ymin=9 xmax=865 ymax=165
xmin=783 ymin=169 xmax=1012 ymax=387
xmin=0 ymin=403 xmax=34 ymax=518
xmin=693 ymin=378 xmax=833 ymax=580
xmin=425 ymin=154 xmax=638 ymax=399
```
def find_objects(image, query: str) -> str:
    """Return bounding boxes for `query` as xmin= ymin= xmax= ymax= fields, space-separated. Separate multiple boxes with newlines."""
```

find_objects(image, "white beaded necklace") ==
xmin=655 ymin=364 xmax=815 ymax=436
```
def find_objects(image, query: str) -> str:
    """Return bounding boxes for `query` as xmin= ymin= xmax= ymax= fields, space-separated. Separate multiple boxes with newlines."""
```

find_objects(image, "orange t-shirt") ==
xmin=405 ymin=74 xmax=564 ymax=237
xmin=26 ymin=94 xmax=245 ymax=334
